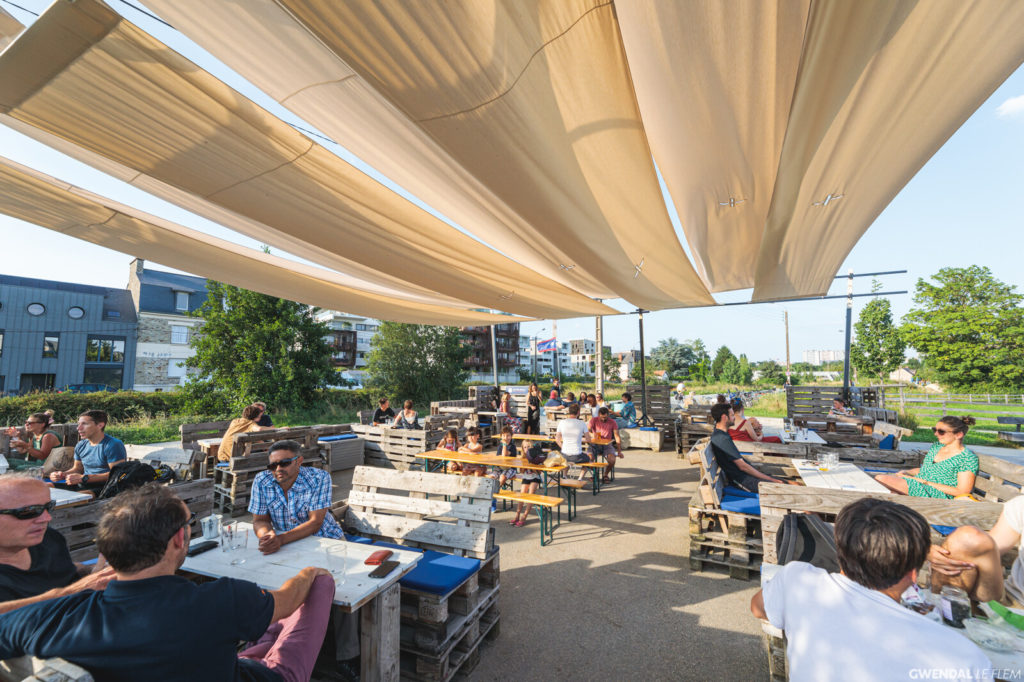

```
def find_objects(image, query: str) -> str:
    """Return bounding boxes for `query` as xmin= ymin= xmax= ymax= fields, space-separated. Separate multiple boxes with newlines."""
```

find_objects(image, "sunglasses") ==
xmin=24 ymin=420 xmax=42 ymax=425
xmin=166 ymin=511 xmax=196 ymax=543
xmin=266 ymin=455 xmax=299 ymax=471
xmin=0 ymin=500 xmax=56 ymax=520
xmin=932 ymin=427 xmax=957 ymax=436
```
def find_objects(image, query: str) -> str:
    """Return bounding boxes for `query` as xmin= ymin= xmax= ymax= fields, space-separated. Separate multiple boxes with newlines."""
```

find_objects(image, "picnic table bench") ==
xmin=493 ymin=490 xmax=563 ymax=546
xmin=998 ymin=416 xmax=1024 ymax=444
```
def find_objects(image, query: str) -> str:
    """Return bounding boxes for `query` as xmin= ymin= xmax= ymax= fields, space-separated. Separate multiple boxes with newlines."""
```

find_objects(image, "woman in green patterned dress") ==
xmin=875 ymin=416 xmax=978 ymax=498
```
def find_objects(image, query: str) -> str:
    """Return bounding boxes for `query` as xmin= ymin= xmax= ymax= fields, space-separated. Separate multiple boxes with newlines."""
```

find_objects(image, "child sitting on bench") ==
xmin=458 ymin=427 xmax=487 ymax=476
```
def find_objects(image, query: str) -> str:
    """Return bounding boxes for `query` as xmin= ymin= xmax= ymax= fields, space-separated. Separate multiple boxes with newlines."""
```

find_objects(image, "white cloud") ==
xmin=995 ymin=94 xmax=1024 ymax=119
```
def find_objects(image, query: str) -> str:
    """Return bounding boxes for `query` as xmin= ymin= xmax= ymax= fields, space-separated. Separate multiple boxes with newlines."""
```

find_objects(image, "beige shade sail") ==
xmin=615 ymin=0 xmax=810 ymax=293
xmin=752 ymin=0 xmax=1024 ymax=301
xmin=0 ymin=6 xmax=22 ymax=51
xmin=0 ymin=0 xmax=614 ymax=319
xmin=144 ymin=0 xmax=715 ymax=310
xmin=0 ymin=155 xmax=524 ymax=325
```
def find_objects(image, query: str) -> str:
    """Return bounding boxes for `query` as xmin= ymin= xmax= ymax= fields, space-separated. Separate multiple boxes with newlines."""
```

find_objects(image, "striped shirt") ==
xmin=247 ymin=466 xmax=344 ymax=538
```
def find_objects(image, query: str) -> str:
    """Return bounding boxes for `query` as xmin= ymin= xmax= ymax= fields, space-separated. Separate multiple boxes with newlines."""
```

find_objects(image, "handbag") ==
xmin=775 ymin=513 xmax=839 ymax=571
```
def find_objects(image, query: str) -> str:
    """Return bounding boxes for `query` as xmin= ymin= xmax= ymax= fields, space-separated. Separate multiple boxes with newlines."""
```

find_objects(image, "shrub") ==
xmin=0 ymin=391 xmax=189 ymax=426
xmin=897 ymin=410 xmax=919 ymax=432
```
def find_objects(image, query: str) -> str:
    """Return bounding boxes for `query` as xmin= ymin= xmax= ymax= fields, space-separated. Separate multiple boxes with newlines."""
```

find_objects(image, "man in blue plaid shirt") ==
xmin=248 ymin=440 xmax=360 ymax=681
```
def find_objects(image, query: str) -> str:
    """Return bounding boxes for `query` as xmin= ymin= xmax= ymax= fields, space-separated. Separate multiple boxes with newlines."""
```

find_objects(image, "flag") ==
xmin=537 ymin=337 xmax=557 ymax=353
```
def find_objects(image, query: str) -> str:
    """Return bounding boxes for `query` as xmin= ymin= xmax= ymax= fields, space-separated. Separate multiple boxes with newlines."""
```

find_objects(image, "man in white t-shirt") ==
xmin=751 ymin=498 xmax=991 ymax=681
xmin=556 ymin=404 xmax=590 ymax=480
xmin=928 ymin=494 xmax=1024 ymax=605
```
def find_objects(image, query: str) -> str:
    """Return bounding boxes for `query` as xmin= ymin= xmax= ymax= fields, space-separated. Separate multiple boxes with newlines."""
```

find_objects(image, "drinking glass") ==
xmin=325 ymin=544 xmax=348 ymax=585
xmin=230 ymin=528 xmax=248 ymax=566
xmin=220 ymin=522 xmax=234 ymax=552
xmin=817 ymin=453 xmax=830 ymax=472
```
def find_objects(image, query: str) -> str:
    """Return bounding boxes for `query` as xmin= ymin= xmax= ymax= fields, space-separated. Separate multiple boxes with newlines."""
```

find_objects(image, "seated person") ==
xmin=458 ymin=427 xmax=487 ymax=476
xmin=372 ymin=397 xmax=395 ymax=426
xmin=0 ymin=483 xmax=334 ymax=682
xmin=437 ymin=428 xmax=462 ymax=474
xmin=217 ymin=404 xmax=272 ymax=462
xmin=248 ymin=441 xmax=359 ymax=680
xmin=751 ymin=498 xmax=991 ymax=680
xmin=709 ymin=403 xmax=790 ymax=493
xmin=613 ymin=392 xmax=637 ymax=428
xmin=392 ymin=400 xmax=420 ymax=429
xmin=252 ymin=401 xmax=274 ymax=428
xmin=6 ymin=410 xmax=62 ymax=462
xmin=562 ymin=391 xmax=577 ymax=407
xmin=49 ymin=410 xmax=127 ymax=495
xmin=587 ymin=407 xmax=622 ymax=484
xmin=491 ymin=426 xmax=519 ymax=491
xmin=875 ymin=416 xmax=978 ymax=499
xmin=556 ymin=404 xmax=590 ymax=481
xmin=829 ymin=398 xmax=853 ymax=416
xmin=0 ymin=474 xmax=114 ymax=615
xmin=928 ymin=492 xmax=1024 ymax=606
xmin=544 ymin=391 xmax=563 ymax=411
xmin=727 ymin=398 xmax=781 ymax=443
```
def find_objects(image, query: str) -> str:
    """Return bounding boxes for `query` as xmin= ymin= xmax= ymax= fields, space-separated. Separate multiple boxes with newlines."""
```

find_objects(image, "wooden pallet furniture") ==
xmin=619 ymin=427 xmax=664 ymax=451
xmin=997 ymin=416 xmax=1024 ymax=444
xmin=351 ymin=420 xmax=461 ymax=471
xmin=342 ymin=467 xmax=500 ymax=682
xmin=628 ymin=384 xmax=677 ymax=450
xmin=179 ymin=419 xmax=232 ymax=451
xmin=676 ymin=417 xmax=713 ymax=454
xmin=738 ymin=441 xmax=925 ymax=470
xmin=319 ymin=435 xmax=365 ymax=472
xmin=125 ymin=443 xmax=206 ymax=480
xmin=49 ymin=478 xmax=213 ymax=562
xmin=493 ymin=491 xmax=563 ymax=546
xmin=430 ymin=399 xmax=476 ymax=415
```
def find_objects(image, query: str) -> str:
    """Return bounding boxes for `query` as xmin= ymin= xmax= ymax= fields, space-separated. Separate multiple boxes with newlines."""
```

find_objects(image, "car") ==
xmin=59 ymin=384 xmax=118 ymax=394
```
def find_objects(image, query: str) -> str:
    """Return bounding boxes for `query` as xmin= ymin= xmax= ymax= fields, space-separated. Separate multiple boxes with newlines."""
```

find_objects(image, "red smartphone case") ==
xmin=364 ymin=549 xmax=393 ymax=565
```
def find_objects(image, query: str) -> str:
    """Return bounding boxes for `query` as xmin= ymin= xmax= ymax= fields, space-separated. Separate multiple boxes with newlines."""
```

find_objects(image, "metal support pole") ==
xmin=842 ymin=269 xmax=854 ymax=403
xmin=595 ymin=313 xmax=604 ymax=394
xmin=637 ymin=309 xmax=652 ymax=426
xmin=784 ymin=310 xmax=791 ymax=385
xmin=490 ymin=324 xmax=499 ymax=389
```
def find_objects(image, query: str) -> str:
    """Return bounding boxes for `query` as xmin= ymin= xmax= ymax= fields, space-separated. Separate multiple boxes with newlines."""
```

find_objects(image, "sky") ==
xmin=1 ymin=0 xmax=1023 ymax=364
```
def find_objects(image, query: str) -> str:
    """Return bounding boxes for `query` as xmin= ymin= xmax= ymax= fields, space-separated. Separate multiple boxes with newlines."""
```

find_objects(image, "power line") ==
xmin=112 ymin=0 xmax=173 ymax=29
xmin=0 ymin=0 xmax=38 ymax=17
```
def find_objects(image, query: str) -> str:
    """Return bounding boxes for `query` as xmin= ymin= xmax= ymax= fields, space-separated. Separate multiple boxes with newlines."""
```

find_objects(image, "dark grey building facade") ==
xmin=0 ymin=275 xmax=137 ymax=394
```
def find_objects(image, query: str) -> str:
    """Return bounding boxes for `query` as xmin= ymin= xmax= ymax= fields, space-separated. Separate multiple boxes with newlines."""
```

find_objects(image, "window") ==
xmin=85 ymin=337 xmax=126 ymax=362
xmin=19 ymin=374 xmax=55 ymax=393
xmin=67 ymin=306 xmax=85 ymax=319
xmin=167 ymin=359 xmax=187 ymax=378
xmin=27 ymin=303 xmax=45 ymax=316
xmin=42 ymin=334 xmax=59 ymax=358
xmin=174 ymin=291 xmax=190 ymax=312
xmin=83 ymin=367 xmax=123 ymax=389
xmin=171 ymin=325 xmax=189 ymax=344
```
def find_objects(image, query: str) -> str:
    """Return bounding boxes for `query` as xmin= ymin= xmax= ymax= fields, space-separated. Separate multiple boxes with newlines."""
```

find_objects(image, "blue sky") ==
xmin=1 ymin=0 xmax=1022 ymax=363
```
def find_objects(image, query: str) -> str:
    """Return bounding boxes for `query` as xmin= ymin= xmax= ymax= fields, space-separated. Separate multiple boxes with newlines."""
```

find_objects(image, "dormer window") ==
xmin=174 ymin=291 xmax=189 ymax=312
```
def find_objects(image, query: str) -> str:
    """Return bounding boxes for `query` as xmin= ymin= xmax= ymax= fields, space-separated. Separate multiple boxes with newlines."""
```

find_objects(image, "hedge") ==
xmin=0 ymin=391 xmax=190 ymax=426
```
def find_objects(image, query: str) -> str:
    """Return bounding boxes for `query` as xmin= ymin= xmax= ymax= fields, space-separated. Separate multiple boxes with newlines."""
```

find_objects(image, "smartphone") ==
xmin=186 ymin=540 xmax=218 ymax=557
xmin=367 ymin=560 xmax=401 ymax=579
xmin=364 ymin=549 xmax=393 ymax=566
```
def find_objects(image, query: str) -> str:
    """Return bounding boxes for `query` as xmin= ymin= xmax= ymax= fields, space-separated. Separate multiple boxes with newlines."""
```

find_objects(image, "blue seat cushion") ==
xmin=478 ymin=421 xmax=491 ymax=427
xmin=931 ymin=524 xmax=957 ymax=536
xmin=639 ymin=426 xmax=659 ymax=431
xmin=320 ymin=433 xmax=358 ymax=442
xmin=347 ymin=535 xmax=373 ymax=544
xmin=878 ymin=434 xmax=896 ymax=450
xmin=399 ymin=550 xmax=481 ymax=595
xmin=371 ymin=540 xmax=422 ymax=553
xmin=723 ymin=486 xmax=758 ymax=499
xmin=720 ymin=494 xmax=761 ymax=516
xmin=862 ymin=468 xmax=891 ymax=474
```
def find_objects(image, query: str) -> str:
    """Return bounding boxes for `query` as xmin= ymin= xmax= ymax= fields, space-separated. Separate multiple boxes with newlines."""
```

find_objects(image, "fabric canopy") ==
xmin=143 ymin=0 xmax=715 ymax=311
xmin=617 ymin=0 xmax=1024 ymax=300
xmin=0 ymin=0 xmax=613 ymax=320
xmin=0 ymin=155 xmax=523 ymax=325
xmin=0 ymin=6 xmax=21 ymax=51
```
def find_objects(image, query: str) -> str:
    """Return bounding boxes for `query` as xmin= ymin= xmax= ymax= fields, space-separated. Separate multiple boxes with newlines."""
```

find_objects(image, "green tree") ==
xmin=901 ymin=266 xmax=1024 ymax=389
xmin=711 ymin=345 xmax=737 ymax=380
xmin=183 ymin=281 xmax=335 ymax=414
xmin=602 ymin=348 xmax=622 ymax=383
xmin=738 ymin=355 xmax=754 ymax=384
xmin=720 ymin=357 xmax=744 ymax=384
xmin=365 ymin=323 xmax=470 ymax=407
xmin=650 ymin=337 xmax=696 ymax=375
xmin=759 ymin=360 xmax=786 ymax=385
xmin=849 ymin=297 xmax=906 ymax=382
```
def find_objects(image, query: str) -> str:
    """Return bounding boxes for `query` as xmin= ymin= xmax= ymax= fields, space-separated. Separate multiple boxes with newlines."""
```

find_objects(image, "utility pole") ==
xmin=784 ymin=310 xmax=791 ymax=384
xmin=595 ymin=312 xmax=604 ymax=394
xmin=636 ymin=309 xmax=652 ymax=426
xmin=842 ymin=269 xmax=854 ymax=402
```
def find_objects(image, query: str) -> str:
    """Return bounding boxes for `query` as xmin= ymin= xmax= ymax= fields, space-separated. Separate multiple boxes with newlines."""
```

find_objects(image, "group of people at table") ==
xmin=0 ymin=430 xmax=366 ymax=681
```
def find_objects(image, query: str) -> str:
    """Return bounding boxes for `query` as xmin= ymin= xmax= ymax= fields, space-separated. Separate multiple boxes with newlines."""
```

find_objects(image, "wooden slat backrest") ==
xmin=871 ymin=420 xmax=911 ymax=439
xmin=695 ymin=441 xmax=724 ymax=509
xmin=345 ymin=466 xmax=495 ymax=558
xmin=974 ymin=455 xmax=1024 ymax=502
xmin=179 ymin=420 xmax=232 ymax=449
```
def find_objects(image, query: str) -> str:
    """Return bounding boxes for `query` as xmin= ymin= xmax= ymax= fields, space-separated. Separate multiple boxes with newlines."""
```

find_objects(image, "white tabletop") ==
xmin=792 ymin=459 xmax=890 ymax=493
xmin=764 ymin=426 xmax=826 ymax=445
xmin=49 ymin=487 xmax=93 ymax=507
xmin=183 ymin=523 xmax=421 ymax=612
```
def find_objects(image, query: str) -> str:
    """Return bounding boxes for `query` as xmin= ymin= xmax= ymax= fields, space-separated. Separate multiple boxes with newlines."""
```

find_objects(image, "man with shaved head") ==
xmin=0 ymin=474 xmax=114 ymax=614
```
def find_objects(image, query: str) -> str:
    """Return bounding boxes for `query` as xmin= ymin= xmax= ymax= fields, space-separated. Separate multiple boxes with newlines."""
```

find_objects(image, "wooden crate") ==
xmin=676 ymin=421 xmax=713 ymax=454
xmin=688 ymin=495 xmax=762 ymax=580
xmin=620 ymin=428 xmax=663 ymax=452
xmin=399 ymin=593 xmax=499 ymax=682
xmin=320 ymin=437 xmax=365 ymax=472
xmin=430 ymin=400 xmax=475 ymax=415
xmin=50 ymin=479 xmax=213 ymax=561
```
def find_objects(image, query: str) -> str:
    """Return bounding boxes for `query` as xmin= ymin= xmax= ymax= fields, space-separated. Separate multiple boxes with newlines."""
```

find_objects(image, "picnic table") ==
xmin=512 ymin=433 xmax=556 ymax=442
xmin=793 ymin=414 xmax=875 ymax=435
xmin=196 ymin=437 xmax=220 ymax=459
xmin=417 ymin=450 xmax=567 ymax=494
xmin=763 ymin=426 xmax=827 ymax=445
xmin=791 ymin=458 xmax=890 ymax=493
xmin=183 ymin=523 xmax=421 ymax=681
xmin=49 ymin=487 xmax=93 ymax=508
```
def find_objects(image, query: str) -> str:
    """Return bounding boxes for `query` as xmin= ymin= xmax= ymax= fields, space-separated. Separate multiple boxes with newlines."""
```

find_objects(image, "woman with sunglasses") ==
xmin=5 ymin=410 xmax=62 ymax=462
xmin=874 ymin=416 xmax=978 ymax=498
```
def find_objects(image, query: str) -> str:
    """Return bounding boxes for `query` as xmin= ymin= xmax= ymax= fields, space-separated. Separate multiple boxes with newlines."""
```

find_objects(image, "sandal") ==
xmin=513 ymin=520 xmax=525 ymax=527
xmin=602 ymin=475 xmax=611 ymax=484
xmin=509 ymin=518 xmax=519 ymax=526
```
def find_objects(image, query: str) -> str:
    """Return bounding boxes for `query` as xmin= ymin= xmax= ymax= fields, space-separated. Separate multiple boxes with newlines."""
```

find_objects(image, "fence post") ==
xmin=899 ymin=385 xmax=905 ymax=411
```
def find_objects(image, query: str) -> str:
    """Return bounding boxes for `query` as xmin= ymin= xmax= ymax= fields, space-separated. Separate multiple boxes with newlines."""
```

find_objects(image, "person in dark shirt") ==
xmin=0 ymin=483 xmax=334 ymax=682
xmin=708 ymin=403 xmax=790 ymax=493
xmin=253 ymin=402 xmax=274 ymax=428
xmin=372 ymin=398 xmax=395 ymax=426
xmin=0 ymin=475 xmax=114 ymax=615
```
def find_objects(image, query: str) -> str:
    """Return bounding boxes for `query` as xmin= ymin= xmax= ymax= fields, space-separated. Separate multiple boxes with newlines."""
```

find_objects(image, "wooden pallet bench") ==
xmin=493 ymin=491 xmax=563 ymax=546
xmin=998 ymin=416 xmax=1024 ymax=444
xmin=676 ymin=419 xmax=713 ymax=454
xmin=628 ymin=384 xmax=677 ymax=450
xmin=351 ymin=421 xmax=459 ymax=471
xmin=339 ymin=467 xmax=500 ymax=681
xmin=179 ymin=419 xmax=231 ymax=452
xmin=50 ymin=478 xmax=213 ymax=561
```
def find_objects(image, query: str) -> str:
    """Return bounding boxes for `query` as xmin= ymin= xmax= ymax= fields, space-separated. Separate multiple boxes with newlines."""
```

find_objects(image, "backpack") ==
xmin=97 ymin=460 xmax=160 ymax=500
xmin=525 ymin=443 xmax=547 ymax=465
xmin=775 ymin=513 xmax=840 ymax=572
